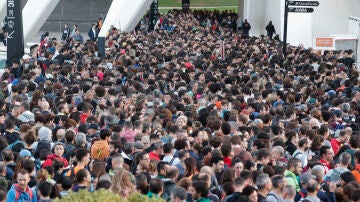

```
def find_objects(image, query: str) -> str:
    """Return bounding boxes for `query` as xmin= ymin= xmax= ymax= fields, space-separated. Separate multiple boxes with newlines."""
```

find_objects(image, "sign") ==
xmin=289 ymin=1 xmax=319 ymax=7
xmin=313 ymin=37 xmax=335 ymax=50
xmin=6 ymin=0 xmax=24 ymax=66
xmin=288 ymin=7 xmax=314 ymax=13
xmin=149 ymin=0 xmax=158 ymax=31
xmin=182 ymin=0 xmax=190 ymax=11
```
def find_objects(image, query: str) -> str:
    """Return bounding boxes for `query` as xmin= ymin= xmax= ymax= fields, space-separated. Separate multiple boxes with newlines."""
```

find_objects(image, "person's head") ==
xmin=271 ymin=175 xmax=287 ymax=191
xmin=75 ymin=148 xmax=90 ymax=165
xmin=111 ymin=168 xmax=134 ymax=195
xmin=211 ymin=155 xmax=225 ymax=173
xmin=153 ymin=141 xmax=164 ymax=155
xmin=37 ymin=181 xmax=52 ymax=199
xmin=232 ymin=158 xmax=244 ymax=178
xmin=298 ymin=138 xmax=309 ymax=150
xmin=149 ymin=178 xmax=163 ymax=196
xmin=53 ymin=142 xmax=65 ymax=157
xmin=256 ymin=148 xmax=271 ymax=165
xmin=191 ymin=180 xmax=208 ymax=200
xmin=305 ymin=178 xmax=319 ymax=194
xmin=283 ymin=184 xmax=296 ymax=200
xmin=243 ymin=186 xmax=258 ymax=202
xmin=338 ymin=129 xmax=351 ymax=143
xmin=171 ymin=186 xmax=187 ymax=202
xmin=338 ymin=152 xmax=351 ymax=167
xmin=234 ymin=177 xmax=246 ymax=192
xmin=111 ymin=154 xmax=124 ymax=169
xmin=320 ymin=145 xmax=334 ymax=162
xmin=340 ymin=171 xmax=356 ymax=186
xmin=256 ymin=174 xmax=272 ymax=193
xmin=17 ymin=169 xmax=30 ymax=191
xmin=271 ymin=146 xmax=284 ymax=160
xmin=75 ymin=168 xmax=91 ymax=185
xmin=99 ymin=128 xmax=111 ymax=141
xmin=287 ymin=158 xmax=302 ymax=175
xmin=157 ymin=161 xmax=169 ymax=177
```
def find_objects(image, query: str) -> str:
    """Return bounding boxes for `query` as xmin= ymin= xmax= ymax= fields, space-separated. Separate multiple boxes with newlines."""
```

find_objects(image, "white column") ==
xmin=99 ymin=0 xmax=126 ymax=37
xmin=22 ymin=0 xmax=60 ymax=43
xmin=0 ymin=0 xmax=6 ymax=23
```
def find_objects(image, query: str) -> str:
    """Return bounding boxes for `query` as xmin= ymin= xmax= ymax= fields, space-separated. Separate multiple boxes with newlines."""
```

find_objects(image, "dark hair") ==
xmin=243 ymin=186 xmax=257 ymax=197
xmin=149 ymin=178 xmax=163 ymax=194
xmin=320 ymin=145 xmax=331 ymax=157
xmin=99 ymin=128 xmax=111 ymax=140
xmin=75 ymin=148 xmax=89 ymax=162
xmin=75 ymin=169 xmax=89 ymax=184
xmin=192 ymin=180 xmax=209 ymax=197
xmin=38 ymin=181 xmax=52 ymax=197
xmin=96 ymin=180 xmax=111 ymax=190
xmin=184 ymin=157 xmax=196 ymax=177
xmin=340 ymin=172 xmax=355 ymax=184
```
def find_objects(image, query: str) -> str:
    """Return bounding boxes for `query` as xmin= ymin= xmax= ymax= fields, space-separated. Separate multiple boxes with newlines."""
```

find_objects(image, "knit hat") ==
xmin=134 ymin=141 xmax=144 ymax=149
xmin=38 ymin=127 xmax=52 ymax=141
xmin=53 ymin=142 xmax=65 ymax=149
xmin=19 ymin=149 xmax=32 ymax=157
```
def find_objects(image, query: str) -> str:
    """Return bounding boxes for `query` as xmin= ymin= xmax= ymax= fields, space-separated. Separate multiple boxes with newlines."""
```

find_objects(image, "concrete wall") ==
xmin=40 ymin=0 xmax=112 ymax=33
xmin=243 ymin=0 xmax=360 ymax=48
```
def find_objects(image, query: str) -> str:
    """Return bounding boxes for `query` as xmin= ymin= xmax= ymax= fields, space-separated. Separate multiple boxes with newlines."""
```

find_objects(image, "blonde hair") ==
xmin=111 ymin=169 xmax=135 ymax=197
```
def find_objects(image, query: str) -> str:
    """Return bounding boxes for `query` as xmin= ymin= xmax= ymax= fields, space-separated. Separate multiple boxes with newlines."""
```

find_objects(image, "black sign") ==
xmin=149 ymin=0 xmax=159 ymax=31
xmin=289 ymin=1 xmax=319 ymax=7
xmin=182 ymin=0 xmax=190 ymax=11
xmin=6 ymin=0 xmax=24 ymax=66
xmin=288 ymin=7 xmax=314 ymax=13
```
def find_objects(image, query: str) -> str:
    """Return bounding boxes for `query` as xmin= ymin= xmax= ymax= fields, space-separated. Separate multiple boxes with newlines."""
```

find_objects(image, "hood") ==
xmin=90 ymin=140 xmax=109 ymax=160
xmin=38 ymin=127 xmax=52 ymax=141
xmin=18 ymin=111 xmax=35 ymax=122
xmin=47 ymin=154 xmax=59 ymax=160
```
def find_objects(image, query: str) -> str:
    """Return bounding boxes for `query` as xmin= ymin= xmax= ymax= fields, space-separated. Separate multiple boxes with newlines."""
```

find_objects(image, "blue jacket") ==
xmin=6 ymin=184 xmax=37 ymax=202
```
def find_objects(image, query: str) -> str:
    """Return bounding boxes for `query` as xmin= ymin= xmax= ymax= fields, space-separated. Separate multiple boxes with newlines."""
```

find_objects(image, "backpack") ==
xmin=334 ymin=121 xmax=346 ymax=137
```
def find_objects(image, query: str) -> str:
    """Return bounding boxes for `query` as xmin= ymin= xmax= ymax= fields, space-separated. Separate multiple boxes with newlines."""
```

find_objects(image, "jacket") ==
xmin=42 ymin=154 xmax=69 ymax=168
xmin=121 ymin=130 xmax=136 ymax=142
xmin=90 ymin=140 xmax=110 ymax=160
xmin=6 ymin=184 xmax=37 ymax=202
xmin=284 ymin=170 xmax=300 ymax=192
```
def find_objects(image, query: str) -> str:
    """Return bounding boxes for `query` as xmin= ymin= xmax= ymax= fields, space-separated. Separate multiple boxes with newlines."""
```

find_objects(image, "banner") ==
xmin=149 ymin=0 xmax=158 ymax=31
xmin=6 ymin=0 xmax=24 ymax=66
xmin=182 ymin=0 xmax=190 ymax=11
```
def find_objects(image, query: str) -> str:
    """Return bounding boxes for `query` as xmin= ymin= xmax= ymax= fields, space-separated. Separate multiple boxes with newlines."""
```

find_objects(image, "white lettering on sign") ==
xmin=8 ymin=0 xmax=14 ymax=7
xmin=7 ymin=20 xmax=14 ymax=29
xmin=7 ymin=31 xmax=14 ymax=39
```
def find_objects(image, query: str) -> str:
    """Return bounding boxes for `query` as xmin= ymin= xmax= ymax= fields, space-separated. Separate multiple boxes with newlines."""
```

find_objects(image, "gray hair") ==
xmin=272 ymin=146 xmax=285 ymax=157
xmin=284 ymin=185 xmax=296 ymax=198
xmin=271 ymin=175 xmax=285 ymax=189
xmin=171 ymin=186 xmax=187 ymax=201
xmin=75 ymin=132 xmax=86 ymax=146
xmin=256 ymin=174 xmax=270 ymax=189
xmin=228 ymin=121 xmax=239 ymax=131
xmin=154 ymin=141 xmax=164 ymax=149
xmin=339 ymin=152 xmax=351 ymax=166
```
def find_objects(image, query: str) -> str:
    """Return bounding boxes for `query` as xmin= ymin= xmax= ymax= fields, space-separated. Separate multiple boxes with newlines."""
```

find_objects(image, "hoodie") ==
xmin=42 ymin=154 xmax=69 ymax=168
xmin=90 ymin=140 xmax=110 ymax=160
xmin=17 ymin=111 xmax=35 ymax=123
xmin=121 ymin=130 xmax=136 ymax=142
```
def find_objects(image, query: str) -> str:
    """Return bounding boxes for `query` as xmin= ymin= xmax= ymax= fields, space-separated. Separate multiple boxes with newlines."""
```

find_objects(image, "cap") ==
xmin=22 ymin=54 xmax=31 ymax=60
xmin=134 ymin=141 xmax=144 ymax=149
xmin=53 ymin=142 xmax=65 ymax=148
xmin=19 ymin=149 xmax=32 ymax=157
xmin=299 ymin=173 xmax=316 ymax=184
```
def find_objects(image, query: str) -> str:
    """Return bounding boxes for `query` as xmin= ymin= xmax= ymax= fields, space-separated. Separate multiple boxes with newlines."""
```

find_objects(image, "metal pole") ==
xmin=283 ymin=0 xmax=289 ymax=56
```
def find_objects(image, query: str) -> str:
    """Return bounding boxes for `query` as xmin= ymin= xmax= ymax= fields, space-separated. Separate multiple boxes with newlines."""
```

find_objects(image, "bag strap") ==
xmin=169 ymin=157 xmax=176 ymax=165
xmin=267 ymin=193 xmax=279 ymax=202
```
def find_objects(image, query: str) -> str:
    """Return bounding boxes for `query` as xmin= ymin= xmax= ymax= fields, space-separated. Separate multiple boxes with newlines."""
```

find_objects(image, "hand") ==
xmin=329 ymin=182 xmax=337 ymax=192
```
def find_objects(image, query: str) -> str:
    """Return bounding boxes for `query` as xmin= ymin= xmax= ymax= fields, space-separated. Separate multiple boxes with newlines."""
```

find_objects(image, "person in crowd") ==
xmin=0 ymin=8 xmax=360 ymax=202
xmin=265 ymin=21 xmax=276 ymax=39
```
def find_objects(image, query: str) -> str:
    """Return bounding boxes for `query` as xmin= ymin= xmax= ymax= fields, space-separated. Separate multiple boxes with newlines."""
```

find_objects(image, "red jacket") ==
xmin=224 ymin=156 xmax=232 ymax=167
xmin=330 ymin=138 xmax=341 ymax=155
xmin=42 ymin=154 xmax=69 ymax=168
xmin=149 ymin=151 xmax=161 ymax=161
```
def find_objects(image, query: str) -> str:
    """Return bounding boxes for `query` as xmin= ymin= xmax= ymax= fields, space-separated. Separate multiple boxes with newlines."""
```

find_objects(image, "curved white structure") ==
xmin=22 ymin=0 xmax=60 ymax=43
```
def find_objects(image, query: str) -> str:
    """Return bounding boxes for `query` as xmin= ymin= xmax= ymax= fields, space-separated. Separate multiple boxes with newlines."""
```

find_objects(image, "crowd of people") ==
xmin=0 ymin=8 xmax=359 ymax=202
